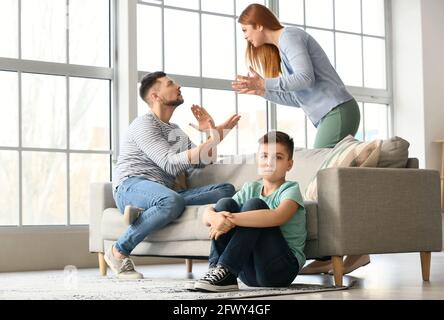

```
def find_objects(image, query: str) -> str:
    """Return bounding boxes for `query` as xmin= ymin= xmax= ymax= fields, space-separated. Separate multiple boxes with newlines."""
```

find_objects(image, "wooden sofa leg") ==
xmin=185 ymin=259 xmax=193 ymax=273
xmin=98 ymin=253 xmax=107 ymax=276
xmin=420 ymin=252 xmax=431 ymax=281
xmin=332 ymin=256 xmax=344 ymax=287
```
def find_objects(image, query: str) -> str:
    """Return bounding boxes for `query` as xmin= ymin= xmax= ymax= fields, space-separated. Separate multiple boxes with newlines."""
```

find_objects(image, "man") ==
xmin=105 ymin=71 xmax=241 ymax=279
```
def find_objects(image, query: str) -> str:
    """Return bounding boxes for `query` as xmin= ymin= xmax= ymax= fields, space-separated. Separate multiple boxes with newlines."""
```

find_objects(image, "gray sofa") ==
xmin=89 ymin=140 xmax=443 ymax=286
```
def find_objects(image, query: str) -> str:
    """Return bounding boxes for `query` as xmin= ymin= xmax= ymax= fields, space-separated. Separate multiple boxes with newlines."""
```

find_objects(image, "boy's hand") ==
xmin=212 ymin=212 xmax=235 ymax=232
xmin=221 ymin=211 xmax=236 ymax=224
xmin=207 ymin=210 xmax=235 ymax=239
xmin=209 ymin=227 xmax=226 ymax=240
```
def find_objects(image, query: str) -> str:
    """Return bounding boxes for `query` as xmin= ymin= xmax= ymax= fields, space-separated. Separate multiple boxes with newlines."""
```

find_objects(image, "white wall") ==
xmin=0 ymin=227 xmax=185 ymax=273
xmin=421 ymin=0 xmax=444 ymax=171
xmin=392 ymin=0 xmax=425 ymax=166
xmin=392 ymin=0 xmax=444 ymax=171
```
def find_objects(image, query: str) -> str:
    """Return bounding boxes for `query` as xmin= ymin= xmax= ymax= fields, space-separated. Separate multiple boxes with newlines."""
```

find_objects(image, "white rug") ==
xmin=0 ymin=269 xmax=351 ymax=300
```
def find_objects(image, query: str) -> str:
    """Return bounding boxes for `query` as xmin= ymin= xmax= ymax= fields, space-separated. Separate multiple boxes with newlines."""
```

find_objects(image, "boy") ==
xmin=194 ymin=131 xmax=307 ymax=292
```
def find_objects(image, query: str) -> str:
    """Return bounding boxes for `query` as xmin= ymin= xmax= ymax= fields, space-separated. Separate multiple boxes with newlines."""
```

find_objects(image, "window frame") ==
xmin=0 ymin=0 xmax=115 ymax=228
xmin=131 ymin=0 xmax=393 ymax=152
xmin=0 ymin=0 xmax=393 ymax=228
xmin=134 ymin=0 xmax=271 ymax=158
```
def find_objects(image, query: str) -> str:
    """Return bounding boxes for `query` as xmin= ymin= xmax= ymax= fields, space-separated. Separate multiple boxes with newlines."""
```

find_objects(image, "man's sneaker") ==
xmin=194 ymin=265 xmax=238 ymax=292
xmin=104 ymin=246 xmax=143 ymax=279
xmin=123 ymin=205 xmax=144 ymax=225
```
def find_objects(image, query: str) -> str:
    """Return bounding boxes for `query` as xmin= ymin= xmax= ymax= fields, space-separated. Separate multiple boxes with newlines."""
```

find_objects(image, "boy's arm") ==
xmin=223 ymin=199 xmax=299 ymax=227
xmin=203 ymin=206 xmax=234 ymax=232
xmin=202 ymin=206 xmax=217 ymax=227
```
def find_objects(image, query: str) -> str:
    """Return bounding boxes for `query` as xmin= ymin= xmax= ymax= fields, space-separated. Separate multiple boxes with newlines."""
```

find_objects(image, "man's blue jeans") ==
xmin=209 ymin=198 xmax=300 ymax=287
xmin=113 ymin=177 xmax=235 ymax=256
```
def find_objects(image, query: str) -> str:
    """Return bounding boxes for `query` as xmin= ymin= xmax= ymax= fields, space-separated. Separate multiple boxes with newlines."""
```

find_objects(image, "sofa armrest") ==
xmin=89 ymin=182 xmax=116 ymax=253
xmin=316 ymin=167 xmax=442 ymax=256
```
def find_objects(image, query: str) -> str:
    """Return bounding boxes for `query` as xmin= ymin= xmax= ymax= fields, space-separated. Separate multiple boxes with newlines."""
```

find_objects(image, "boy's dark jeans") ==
xmin=209 ymin=197 xmax=300 ymax=287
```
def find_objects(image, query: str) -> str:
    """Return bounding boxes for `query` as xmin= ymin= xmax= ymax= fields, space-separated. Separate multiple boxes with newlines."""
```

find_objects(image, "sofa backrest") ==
xmin=187 ymin=150 xmax=331 ymax=192
xmin=187 ymin=136 xmax=411 ymax=193
xmin=187 ymin=155 xmax=258 ymax=191
xmin=288 ymin=148 xmax=332 ymax=192
xmin=286 ymin=136 xmax=412 ymax=192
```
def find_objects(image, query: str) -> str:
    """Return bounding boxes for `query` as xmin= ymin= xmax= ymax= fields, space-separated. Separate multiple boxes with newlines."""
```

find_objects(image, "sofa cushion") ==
xmin=304 ymin=135 xmax=382 ymax=201
xmin=102 ymin=205 xmax=211 ymax=242
xmin=102 ymin=202 xmax=319 ymax=242
xmin=378 ymin=136 xmax=410 ymax=168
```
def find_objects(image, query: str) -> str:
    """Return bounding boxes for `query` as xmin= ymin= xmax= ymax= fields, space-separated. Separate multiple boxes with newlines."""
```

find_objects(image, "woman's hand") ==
xmin=232 ymin=67 xmax=266 ymax=96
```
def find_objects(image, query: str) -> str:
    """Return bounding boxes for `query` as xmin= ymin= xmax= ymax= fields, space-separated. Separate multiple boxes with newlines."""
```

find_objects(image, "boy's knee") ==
xmin=214 ymin=197 xmax=238 ymax=212
xmin=241 ymin=198 xmax=269 ymax=211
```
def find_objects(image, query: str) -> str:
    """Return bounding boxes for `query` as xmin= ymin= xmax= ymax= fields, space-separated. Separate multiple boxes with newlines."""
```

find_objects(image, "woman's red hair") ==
xmin=238 ymin=4 xmax=284 ymax=78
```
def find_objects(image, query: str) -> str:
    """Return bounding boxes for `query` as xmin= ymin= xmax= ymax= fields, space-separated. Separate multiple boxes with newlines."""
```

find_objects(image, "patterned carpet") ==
xmin=0 ymin=268 xmax=351 ymax=300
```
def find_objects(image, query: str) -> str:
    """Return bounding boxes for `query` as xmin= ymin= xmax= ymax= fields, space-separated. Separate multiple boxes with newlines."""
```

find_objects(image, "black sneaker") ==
xmin=199 ymin=266 xmax=217 ymax=282
xmin=194 ymin=265 xmax=239 ymax=292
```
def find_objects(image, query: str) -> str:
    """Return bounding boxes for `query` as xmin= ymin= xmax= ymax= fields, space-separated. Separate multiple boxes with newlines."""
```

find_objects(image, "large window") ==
xmin=277 ymin=0 xmax=391 ymax=146
xmin=0 ymin=0 xmax=112 ymax=226
xmin=0 ymin=0 xmax=392 ymax=227
xmin=136 ymin=0 xmax=268 ymax=157
xmin=136 ymin=0 xmax=391 ymax=154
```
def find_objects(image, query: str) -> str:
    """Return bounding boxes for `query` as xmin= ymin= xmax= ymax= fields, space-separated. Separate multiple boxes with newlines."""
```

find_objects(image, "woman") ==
xmin=232 ymin=3 xmax=360 ymax=149
xmin=232 ymin=4 xmax=369 ymax=275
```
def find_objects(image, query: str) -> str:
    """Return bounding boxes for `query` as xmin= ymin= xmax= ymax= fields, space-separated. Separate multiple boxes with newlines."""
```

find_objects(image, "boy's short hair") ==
xmin=258 ymin=131 xmax=294 ymax=160
xmin=139 ymin=71 xmax=167 ymax=103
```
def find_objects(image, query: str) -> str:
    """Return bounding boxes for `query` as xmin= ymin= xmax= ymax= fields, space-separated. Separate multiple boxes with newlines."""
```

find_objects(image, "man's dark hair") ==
xmin=258 ymin=131 xmax=294 ymax=159
xmin=139 ymin=71 xmax=166 ymax=103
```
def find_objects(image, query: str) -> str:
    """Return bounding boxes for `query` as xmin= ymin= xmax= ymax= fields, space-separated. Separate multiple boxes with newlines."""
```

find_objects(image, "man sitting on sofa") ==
xmin=105 ymin=71 xmax=241 ymax=279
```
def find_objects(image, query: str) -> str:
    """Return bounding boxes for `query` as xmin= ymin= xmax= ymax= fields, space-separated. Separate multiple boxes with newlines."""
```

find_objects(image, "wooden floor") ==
xmin=137 ymin=252 xmax=444 ymax=300
xmin=1 ymin=252 xmax=443 ymax=299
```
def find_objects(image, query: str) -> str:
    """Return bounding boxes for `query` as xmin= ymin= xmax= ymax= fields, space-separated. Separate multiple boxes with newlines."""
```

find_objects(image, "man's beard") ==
xmin=161 ymin=96 xmax=184 ymax=108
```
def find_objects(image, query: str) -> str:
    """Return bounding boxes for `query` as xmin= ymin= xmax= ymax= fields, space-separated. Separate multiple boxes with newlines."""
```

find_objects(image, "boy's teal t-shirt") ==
xmin=232 ymin=180 xmax=307 ymax=269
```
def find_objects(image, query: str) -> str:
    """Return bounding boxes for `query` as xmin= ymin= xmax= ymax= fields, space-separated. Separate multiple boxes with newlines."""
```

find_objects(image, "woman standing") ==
xmin=232 ymin=4 xmax=369 ymax=275
xmin=232 ymin=3 xmax=360 ymax=149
